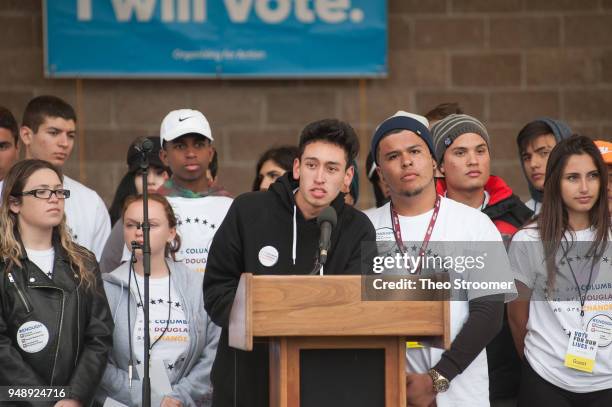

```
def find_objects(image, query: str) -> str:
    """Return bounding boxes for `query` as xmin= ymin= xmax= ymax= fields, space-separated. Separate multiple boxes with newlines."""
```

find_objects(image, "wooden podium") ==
xmin=229 ymin=274 xmax=450 ymax=407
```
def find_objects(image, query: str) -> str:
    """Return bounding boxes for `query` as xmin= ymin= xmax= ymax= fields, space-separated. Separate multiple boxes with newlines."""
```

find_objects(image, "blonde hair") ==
xmin=0 ymin=159 xmax=97 ymax=290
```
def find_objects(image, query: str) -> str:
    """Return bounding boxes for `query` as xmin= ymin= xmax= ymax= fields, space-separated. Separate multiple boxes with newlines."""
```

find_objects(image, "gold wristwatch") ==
xmin=427 ymin=368 xmax=450 ymax=393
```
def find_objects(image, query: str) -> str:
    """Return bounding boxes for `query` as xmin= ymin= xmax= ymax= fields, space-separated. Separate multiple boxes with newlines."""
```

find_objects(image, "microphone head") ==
xmin=317 ymin=206 xmax=337 ymax=228
xmin=140 ymin=137 xmax=154 ymax=153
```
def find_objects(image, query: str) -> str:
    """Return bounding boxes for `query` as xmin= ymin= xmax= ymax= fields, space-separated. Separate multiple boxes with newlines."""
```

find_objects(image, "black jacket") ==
xmin=203 ymin=174 xmax=376 ymax=407
xmin=0 ymin=242 xmax=114 ymax=406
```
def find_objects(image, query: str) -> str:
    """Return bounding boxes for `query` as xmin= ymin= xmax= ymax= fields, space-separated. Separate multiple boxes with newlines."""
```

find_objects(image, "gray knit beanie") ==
xmin=430 ymin=114 xmax=490 ymax=164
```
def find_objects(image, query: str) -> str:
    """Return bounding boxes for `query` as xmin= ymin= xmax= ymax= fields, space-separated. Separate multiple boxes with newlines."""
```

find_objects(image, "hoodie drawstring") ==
xmin=292 ymin=205 xmax=297 ymax=265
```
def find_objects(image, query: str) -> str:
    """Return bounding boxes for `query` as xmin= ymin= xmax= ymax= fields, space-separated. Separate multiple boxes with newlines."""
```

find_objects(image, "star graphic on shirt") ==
xmin=186 ymin=218 xmax=191 ymax=224
xmin=151 ymin=300 xmax=156 ymax=305
xmin=136 ymin=359 xmax=142 ymax=365
xmin=46 ymin=272 xmax=53 ymax=279
xmin=167 ymin=363 xmax=174 ymax=370
xmin=604 ymin=257 xmax=609 ymax=263
xmin=194 ymin=218 xmax=199 ymax=223
xmin=174 ymin=302 xmax=181 ymax=308
xmin=137 ymin=302 xmax=143 ymax=308
xmin=157 ymin=299 xmax=164 ymax=304
xmin=411 ymin=245 xmax=417 ymax=252
xmin=202 ymin=219 xmax=208 ymax=225
xmin=210 ymin=224 xmax=216 ymax=229
xmin=426 ymin=249 xmax=433 ymax=256
xmin=177 ymin=220 xmax=183 ymax=226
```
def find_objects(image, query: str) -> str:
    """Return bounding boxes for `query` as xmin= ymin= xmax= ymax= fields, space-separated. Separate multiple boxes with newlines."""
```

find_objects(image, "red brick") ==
xmin=490 ymin=17 xmax=560 ymax=49
xmin=564 ymin=90 xmax=612 ymax=121
xmin=602 ymin=52 xmax=612 ymax=83
xmin=84 ymin=128 xmax=150 ymax=162
xmin=217 ymin=164 xmax=257 ymax=196
xmin=114 ymin=81 xmax=191 ymax=129
xmin=414 ymin=18 xmax=484 ymax=49
xmin=266 ymin=91 xmax=337 ymax=125
xmin=489 ymin=91 xmax=559 ymax=123
xmin=388 ymin=50 xmax=448 ymax=88
xmin=452 ymin=54 xmax=521 ymax=87
xmin=0 ymin=0 xmax=40 ymax=14
xmin=0 ymin=15 xmax=37 ymax=49
xmin=191 ymin=85 xmax=264 ymax=127
xmin=389 ymin=15 xmax=412 ymax=51
xmin=0 ymin=90 xmax=34 ymax=121
xmin=565 ymin=15 xmax=612 ymax=47
xmin=451 ymin=0 xmax=521 ymax=13
xmin=525 ymin=0 xmax=597 ymax=11
xmin=226 ymin=128 xmax=299 ymax=162
xmin=486 ymin=126 xmax=520 ymax=161
xmin=390 ymin=0 xmax=447 ymax=14
xmin=340 ymin=85 xmax=412 ymax=128
xmin=0 ymin=50 xmax=45 ymax=86
xmin=416 ymin=91 xmax=486 ymax=120
xmin=526 ymin=50 xmax=597 ymax=86
xmin=567 ymin=125 xmax=601 ymax=140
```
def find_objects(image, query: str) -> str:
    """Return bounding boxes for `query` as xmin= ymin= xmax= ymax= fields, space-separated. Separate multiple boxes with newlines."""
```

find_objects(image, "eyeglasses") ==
xmin=15 ymin=189 xmax=71 ymax=199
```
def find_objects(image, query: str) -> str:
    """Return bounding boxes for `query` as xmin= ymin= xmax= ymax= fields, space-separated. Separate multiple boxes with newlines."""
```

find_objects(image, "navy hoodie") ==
xmin=203 ymin=173 xmax=376 ymax=407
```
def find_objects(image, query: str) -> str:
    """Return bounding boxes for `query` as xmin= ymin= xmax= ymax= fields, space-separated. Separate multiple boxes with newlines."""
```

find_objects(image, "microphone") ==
xmin=316 ymin=206 xmax=337 ymax=266
xmin=134 ymin=137 xmax=154 ymax=153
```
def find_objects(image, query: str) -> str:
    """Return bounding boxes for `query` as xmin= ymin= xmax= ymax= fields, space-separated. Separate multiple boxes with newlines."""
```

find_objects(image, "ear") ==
xmin=292 ymin=157 xmax=300 ymax=180
xmin=343 ymin=164 xmax=354 ymax=190
xmin=437 ymin=160 xmax=444 ymax=175
xmin=376 ymin=165 xmax=385 ymax=184
xmin=20 ymin=126 xmax=33 ymax=148
xmin=8 ymin=197 xmax=21 ymax=215
xmin=159 ymin=148 xmax=169 ymax=167
xmin=167 ymin=226 xmax=177 ymax=243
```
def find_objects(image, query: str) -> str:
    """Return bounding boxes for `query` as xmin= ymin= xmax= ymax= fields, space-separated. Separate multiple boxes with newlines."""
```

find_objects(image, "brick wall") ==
xmin=1 ymin=0 xmax=611 ymax=209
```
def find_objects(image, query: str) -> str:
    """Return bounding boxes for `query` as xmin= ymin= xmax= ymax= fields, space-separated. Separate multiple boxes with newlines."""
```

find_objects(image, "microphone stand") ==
xmin=138 ymin=142 xmax=153 ymax=407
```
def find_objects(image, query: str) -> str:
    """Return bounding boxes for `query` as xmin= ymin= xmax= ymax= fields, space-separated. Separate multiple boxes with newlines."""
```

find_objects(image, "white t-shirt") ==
xmin=64 ymin=176 xmax=111 ymax=261
xmin=367 ymin=197 xmax=517 ymax=407
xmin=525 ymin=198 xmax=541 ymax=215
xmin=131 ymin=274 xmax=189 ymax=368
xmin=509 ymin=227 xmax=612 ymax=393
xmin=26 ymin=247 xmax=55 ymax=279
xmin=166 ymin=196 xmax=232 ymax=274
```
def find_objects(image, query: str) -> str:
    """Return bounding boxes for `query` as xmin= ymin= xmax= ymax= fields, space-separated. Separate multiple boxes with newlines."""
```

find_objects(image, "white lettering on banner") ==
xmin=77 ymin=0 xmax=364 ymax=24
xmin=112 ymin=0 xmax=156 ymax=22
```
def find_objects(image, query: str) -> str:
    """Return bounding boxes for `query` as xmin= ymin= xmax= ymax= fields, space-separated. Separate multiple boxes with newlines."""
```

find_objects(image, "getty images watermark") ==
xmin=360 ymin=241 xmax=516 ymax=301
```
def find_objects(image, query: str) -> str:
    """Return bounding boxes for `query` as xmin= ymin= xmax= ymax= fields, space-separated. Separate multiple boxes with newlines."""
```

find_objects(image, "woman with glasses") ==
xmin=0 ymin=159 xmax=114 ymax=407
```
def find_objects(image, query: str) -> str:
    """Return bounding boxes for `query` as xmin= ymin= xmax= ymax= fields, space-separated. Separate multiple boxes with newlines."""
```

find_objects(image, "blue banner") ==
xmin=44 ymin=0 xmax=387 ymax=78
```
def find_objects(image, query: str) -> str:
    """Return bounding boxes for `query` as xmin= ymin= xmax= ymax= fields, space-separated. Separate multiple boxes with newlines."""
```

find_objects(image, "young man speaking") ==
xmin=366 ymin=111 xmax=516 ymax=407
xmin=203 ymin=118 xmax=376 ymax=407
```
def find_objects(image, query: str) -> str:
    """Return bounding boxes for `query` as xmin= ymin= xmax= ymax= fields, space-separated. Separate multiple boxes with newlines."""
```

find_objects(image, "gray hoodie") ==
xmin=98 ymin=260 xmax=220 ymax=407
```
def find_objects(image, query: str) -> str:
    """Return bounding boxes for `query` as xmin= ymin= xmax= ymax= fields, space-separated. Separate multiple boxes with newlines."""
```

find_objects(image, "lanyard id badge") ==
xmin=564 ymin=329 xmax=599 ymax=373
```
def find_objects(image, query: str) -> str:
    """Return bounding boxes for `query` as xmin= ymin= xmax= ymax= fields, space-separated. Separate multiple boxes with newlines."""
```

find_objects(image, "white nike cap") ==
xmin=160 ymin=109 xmax=213 ymax=144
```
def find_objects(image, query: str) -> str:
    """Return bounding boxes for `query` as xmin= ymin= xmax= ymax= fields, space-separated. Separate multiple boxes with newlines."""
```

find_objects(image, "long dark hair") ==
xmin=252 ymin=146 xmax=298 ymax=191
xmin=538 ymin=135 xmax=610 ymax=287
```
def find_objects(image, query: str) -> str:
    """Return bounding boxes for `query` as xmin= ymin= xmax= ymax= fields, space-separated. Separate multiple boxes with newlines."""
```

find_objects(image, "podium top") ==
xmin=229 ymin=274 xmax=450 ymax=351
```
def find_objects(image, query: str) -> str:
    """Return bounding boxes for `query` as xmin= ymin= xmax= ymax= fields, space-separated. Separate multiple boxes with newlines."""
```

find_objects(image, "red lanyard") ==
xmin=390 ymin=195 xmax=441 ymax=274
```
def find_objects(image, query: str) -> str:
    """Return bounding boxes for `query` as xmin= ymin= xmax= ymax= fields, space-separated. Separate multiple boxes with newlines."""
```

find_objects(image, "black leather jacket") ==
xmin=0 ymin=244 xmax=114 ymax=406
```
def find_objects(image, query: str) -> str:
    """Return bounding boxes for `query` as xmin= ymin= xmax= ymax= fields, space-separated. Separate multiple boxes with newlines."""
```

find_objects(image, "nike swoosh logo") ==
xmin=178 ymin=116 xmax=193 ymax=122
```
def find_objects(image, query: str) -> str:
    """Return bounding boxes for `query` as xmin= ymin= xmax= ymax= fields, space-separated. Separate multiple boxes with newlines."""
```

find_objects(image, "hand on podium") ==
xmin=406 ymin=372 xmax=436 ymax=407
